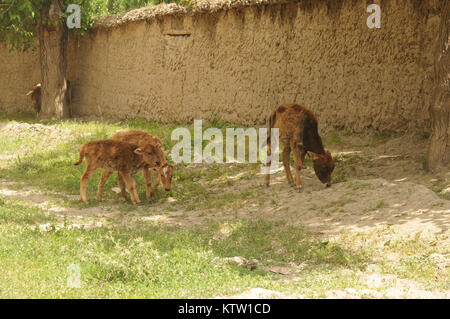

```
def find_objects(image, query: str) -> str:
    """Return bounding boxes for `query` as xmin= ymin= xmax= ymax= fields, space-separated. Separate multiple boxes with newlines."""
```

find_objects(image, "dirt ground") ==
xmin=0 ymin=123 xmax=449 ymax=298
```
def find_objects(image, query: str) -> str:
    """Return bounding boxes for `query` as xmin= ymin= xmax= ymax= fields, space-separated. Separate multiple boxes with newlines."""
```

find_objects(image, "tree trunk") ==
xmin=428 ymin=1 xmax=450 ymax=170
xmin=38 ymin=0 xmax=70 ymax=118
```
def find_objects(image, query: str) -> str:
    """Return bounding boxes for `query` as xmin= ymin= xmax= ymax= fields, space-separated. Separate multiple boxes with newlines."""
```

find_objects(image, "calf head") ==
xmin=159 ymin=163 xmax=174 ymax=191
xmin=308 ymin=151 xmax=335 ymax=187
xmin=134 ymin=144 xmax=164 ymax=168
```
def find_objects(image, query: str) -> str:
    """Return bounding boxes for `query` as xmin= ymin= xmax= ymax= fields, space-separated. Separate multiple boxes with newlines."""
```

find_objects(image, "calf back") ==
xmin=271 ymin=104 xmax=325 ymax=154
xmin=112 ymin=130 xmax=165 ymax=166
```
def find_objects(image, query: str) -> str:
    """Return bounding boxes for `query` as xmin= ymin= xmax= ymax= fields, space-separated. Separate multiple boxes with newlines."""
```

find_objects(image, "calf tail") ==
xmin=74 ymin=145 xmax=86 ymax=166
xmin=262 ymin=110 xmax=277 ymax=148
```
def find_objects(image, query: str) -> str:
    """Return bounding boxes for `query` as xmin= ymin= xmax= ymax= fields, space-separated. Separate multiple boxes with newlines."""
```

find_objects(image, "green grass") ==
xmin=378 ymin=237 xmax=449 ymax=290
xmin=323 ymin=131 xmax=345 ymax=146
xmin=364 ymin=201 xmax=386 ymax=212
xmin=0 ymin=197 xmax=367 ymax=298
xmin=208 ymin=220 xmax=366 ymax=267
xmin=368 ymin=132 xmax=391 ymax=146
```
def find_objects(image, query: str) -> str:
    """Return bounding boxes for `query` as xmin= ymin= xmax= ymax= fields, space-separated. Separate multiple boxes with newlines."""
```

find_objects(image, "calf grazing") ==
xmin=26 ymin=80 xmax=72 ymax=116
xmin=74 ymin=140 xmax=163 ymax=204
xmin=26 ymin=83 xmax=41 ymax=115
xmin=109 ymin=130 xmax=174 ymax=201
xmin=264 ymin=104 xmax=335 ymax=191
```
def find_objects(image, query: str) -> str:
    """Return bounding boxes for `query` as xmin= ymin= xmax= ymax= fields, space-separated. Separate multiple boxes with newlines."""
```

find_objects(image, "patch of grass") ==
xmin=346 ymin=181 xmax=374 ymax=191
xmin=0 ymin=197 xmax=55 ymax=225
xmin=288 ymin=152 xmax=314 ymax=168
xmin=209 ymin=220 xmax=367 ymax=268
xmin=435 ymin=190 xmax=450 ymax=201
xmin=209 ymin=117 xmax=230 ymax=129
xmin=431 ymin=179 xmax=450 ymax=200
xmin=332 ymin=170 xmax=347 ymax=184
xmin=368 ymin=132 xmax=390 ymax=146
xmin=379 ymin=238 xmax=447 ymax=289
xmin=375 ymin=200 xmax=386 ymax=209
xmin=315 ymin=197 xmax=356 ymax=214
xmin=0 ymin=110 xmax=37 ymax=123
xmin=365 ymin=200 xmax=386 ymax=212
xmin=324 ymin=131 xmax=344 ymax=146
xmin=0 ymin=120 xmax=124 ymax=196
xmin=0 ymin=199 xmax=368 ymax=298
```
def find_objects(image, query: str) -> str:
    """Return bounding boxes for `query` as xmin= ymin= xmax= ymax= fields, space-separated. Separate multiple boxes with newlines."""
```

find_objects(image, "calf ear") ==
xmin=134 ymin=148 xmax=144 ymax=155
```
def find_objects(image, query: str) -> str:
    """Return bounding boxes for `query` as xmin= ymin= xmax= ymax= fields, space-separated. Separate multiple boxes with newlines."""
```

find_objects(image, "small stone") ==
xmin=268 ymin=266 xmax=291 ymax=275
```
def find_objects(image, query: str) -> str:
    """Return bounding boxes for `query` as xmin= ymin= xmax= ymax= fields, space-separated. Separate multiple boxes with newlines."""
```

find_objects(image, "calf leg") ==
xmin=80 ymin=165 xmax=96 ymax=203
xmin=131 ymin=175 xmax=141 ymax=204
xmin=96 ymin=169 xmax=113 ymax=200
xmin=119 ymin=171 xmax=140 ymax=204
xmin=143 ymin=168 xmax=154 ymax=201
xmin=292 ymin=147 xmax=307 ymax=192
xmin=117 ymin=173 xmax=130 ymax=201
xmin=149 ymin=170 xmax=161 ymax=198
xmin=282 ymin=146 xmax=294 ymax=185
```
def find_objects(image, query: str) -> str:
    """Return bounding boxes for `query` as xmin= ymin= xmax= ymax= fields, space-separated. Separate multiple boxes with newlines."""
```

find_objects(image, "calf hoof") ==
xmin=296 ymin=187 xmax=303 ymax=193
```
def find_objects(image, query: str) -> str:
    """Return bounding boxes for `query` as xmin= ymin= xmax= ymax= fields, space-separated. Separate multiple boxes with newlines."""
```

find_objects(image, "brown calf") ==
xmin=264 ymin=104 xmax=335 ymax=191
xmin=26 ymin=83 xmax=41 ymax=115
xmin=74 ymin=140 xmax=163 ymax=204
xmin=26 ymin=80 xmax=72 ymax=116
xmin=109 ymin=130 xmax=174 ymax=201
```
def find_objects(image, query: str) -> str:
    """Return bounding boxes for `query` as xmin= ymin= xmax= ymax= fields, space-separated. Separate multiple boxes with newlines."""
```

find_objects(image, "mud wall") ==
xmin=0 ymin=0 xmax=442 ymax=133
xmin=0 ymin=47 xmax=41 ymax=113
